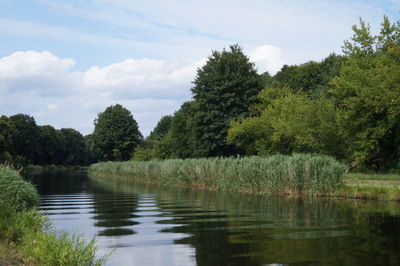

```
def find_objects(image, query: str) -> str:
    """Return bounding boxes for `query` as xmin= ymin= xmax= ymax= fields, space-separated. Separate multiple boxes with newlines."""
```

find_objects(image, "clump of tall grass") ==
xmin=0 ymin=165 xmax=39 ymax=210
xmin=89 ymin=154 xmax=345 ymax=194
xmin=0 ymin=165 xmax=105 ymax=265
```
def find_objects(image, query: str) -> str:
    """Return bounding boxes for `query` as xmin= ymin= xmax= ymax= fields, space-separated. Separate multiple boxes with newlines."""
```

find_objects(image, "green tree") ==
xmin=93 ymin=104 xmax=142 ymax=161
xmin=273 ymin=54 xmax=346 ymax=96
xmin=59 ymin=128 xmax=88 ymax=165
xmin=332 ymin=17 xmax=400 ymax=169
xmin=37 ymin=125 xmax=64 ymax=165
xmin=148 ymin=115 xmax=173 ymax=141
xmin=228 ymin=88 xmax=344 ymax=158
xmin=0 ymin=116 xmax=15 ymax=162
xmin=9 ymin=114 xmax=40 ymax=164
xmin=191 ymin=44 xmax=263 ymax=157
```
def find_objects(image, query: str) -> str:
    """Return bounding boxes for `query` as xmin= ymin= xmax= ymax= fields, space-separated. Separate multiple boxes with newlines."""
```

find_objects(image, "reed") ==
xmin=89 ymin=154 xmax=345 ymax=194
xmin=0 ymin=166 xmax=105 ymax=265
xmin=0 ymin=165 xmax=39 ymax=210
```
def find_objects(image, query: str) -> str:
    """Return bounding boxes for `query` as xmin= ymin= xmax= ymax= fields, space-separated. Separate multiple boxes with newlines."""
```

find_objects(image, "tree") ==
xmin=93 ymin=104 xmax=142 ymax=161
xmin=59 ymin=128 xmax=88 ymax=165
xmin=148 ymin=115 xmax=173 ymax=141
xmin=9 ymin=114 xmax=40 ymax=164
xmin=331 ymin=17 xmax=400 ymax=169
xmin=37 ymin=125 xmax=64 ymax=165
xmin=0 ymin=116 xmax=15 ymax=162
xmin=227 ymin=88 xmax=344 ymax=158
xmin=191 ymin=44 xmax=263 ymax=157
xmin=272 ymin=54 xmax=346 ymax=96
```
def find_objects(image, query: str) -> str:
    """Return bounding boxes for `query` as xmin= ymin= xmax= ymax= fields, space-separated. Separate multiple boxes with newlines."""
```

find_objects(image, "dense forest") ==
xmin=1 ymin=17 xmax=399 ymax=171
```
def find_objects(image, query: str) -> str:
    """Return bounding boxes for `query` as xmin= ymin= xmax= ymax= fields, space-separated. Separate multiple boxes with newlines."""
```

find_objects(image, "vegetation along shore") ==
xmin=0 ymin=165 xmax=105 ymax=266
xmin=89 ymin=154 xmax=400 ymax=201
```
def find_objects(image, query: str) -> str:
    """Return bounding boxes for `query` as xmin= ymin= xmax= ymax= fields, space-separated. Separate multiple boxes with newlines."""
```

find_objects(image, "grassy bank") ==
xmin=0 ymin=165 xmax=105 ymax=266
xmin=89 ymin=154 xmax=345 ymax=195
xmin=331 ymin=172 xmax=400 ymax=201
xmin=22 ymin=164 xmax=87 ymax=175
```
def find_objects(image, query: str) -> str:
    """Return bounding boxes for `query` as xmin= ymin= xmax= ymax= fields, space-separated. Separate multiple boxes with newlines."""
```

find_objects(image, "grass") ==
xmin=89 ymin=154 xmax=345 ymax=195
xmin=0 ymin=165 xmax=105 ymax=266
xmin=0 ymin=165 xmax=39 ymax=210
xmin=22 ymin=164 xmax=87 ymax=175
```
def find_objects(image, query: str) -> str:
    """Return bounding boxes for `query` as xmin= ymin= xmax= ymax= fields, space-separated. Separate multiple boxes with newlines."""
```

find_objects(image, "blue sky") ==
xmin=0 ymin=0 xmax=399 ymax=136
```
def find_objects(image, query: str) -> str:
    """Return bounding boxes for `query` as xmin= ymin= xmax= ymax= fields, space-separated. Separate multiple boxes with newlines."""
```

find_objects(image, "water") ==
xmin=30 ymin=171 xmax=400 ymax=266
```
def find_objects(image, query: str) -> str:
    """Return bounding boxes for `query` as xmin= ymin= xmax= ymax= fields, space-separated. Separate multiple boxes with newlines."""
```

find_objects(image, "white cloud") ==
xmin=0 ymin=47 xmax=282 ymax=136
xmin=0 ymin=50 xmax=75 ymax=78
xmin=0 ymin=50 xmax=210 ymax=136
xmin=250 ymin=45 xmax=285 ymax=75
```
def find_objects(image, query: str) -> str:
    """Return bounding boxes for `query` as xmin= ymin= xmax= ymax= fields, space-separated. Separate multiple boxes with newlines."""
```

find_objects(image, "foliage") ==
xmin=331 ymin=16 xmax=400 ymax=169
xmin=0 ymin=165 xmax=39 ymax=211
xmin=59 ymin=128 xmax=88 ymax=165
xmin=228 ymin=88 xmax=345 ymax=158
xmin=147 ymin=115 xmax=173 ymax=141
xmin=190 ymin=44 xmax=263 ymax=157
xmin=9 ymin=114 xmax=41 ymax=164
xmin=272 ymin=54 xmax=346 ymax=96
xmin=0 ymin=205 xmax=105 ymax=265
xmin=0 ymin=116 xmax=15 ymax=162
xmin=37 ymin=125 xmax=64 ymax=165
xmin=0 ymin=165 xmax=105 ymax=265
xmin=90 ymin=154 xmax=345 ymax=194
xmin=93 ymin=104 xmax=142 ymax=161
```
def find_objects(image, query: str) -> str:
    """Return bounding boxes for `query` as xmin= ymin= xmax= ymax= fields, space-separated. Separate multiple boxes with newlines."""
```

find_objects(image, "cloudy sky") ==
xmin=0 ymin=0 xmax=399 ymax=136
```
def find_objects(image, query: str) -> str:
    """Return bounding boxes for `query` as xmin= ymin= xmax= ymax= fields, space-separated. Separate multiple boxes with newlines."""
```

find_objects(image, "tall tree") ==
xmin=191 ymin=44 xmax=263 ymax=157
xmin=93 ymin=104 xmax=142 ymax=161
xmin=0 ymin=116 xmax=15 ymax=162
xmin=332 ymin=17 xmax=400 ymax=169
xmin=37 ymin=125 xmax=64 ymax=165
xmin=60 ymin=128 xmax=88 ymax=165
xmin=9 ymin=114 xmax=40 ymax=164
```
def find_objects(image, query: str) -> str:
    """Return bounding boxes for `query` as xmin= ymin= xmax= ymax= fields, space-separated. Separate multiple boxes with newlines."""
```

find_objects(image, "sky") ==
xmin=0 ymin=0 xmax=399 ymax=136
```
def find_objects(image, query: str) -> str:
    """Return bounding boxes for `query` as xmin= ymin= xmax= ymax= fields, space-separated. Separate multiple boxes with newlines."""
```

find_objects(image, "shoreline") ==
xmin=88 ymin=170 xmax=400 ymax=202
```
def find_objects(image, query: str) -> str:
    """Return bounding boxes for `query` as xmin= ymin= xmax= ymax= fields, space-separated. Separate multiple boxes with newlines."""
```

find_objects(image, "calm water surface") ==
xmin=30 ymin=171 xmax=400 ymax=266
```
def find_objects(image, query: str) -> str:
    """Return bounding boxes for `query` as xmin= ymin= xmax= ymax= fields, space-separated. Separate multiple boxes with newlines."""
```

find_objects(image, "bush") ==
xmin=0 ymin=166 xmax=39 ymax=210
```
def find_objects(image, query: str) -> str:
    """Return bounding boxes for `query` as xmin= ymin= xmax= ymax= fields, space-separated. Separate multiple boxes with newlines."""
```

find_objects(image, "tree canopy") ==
xmin=190 ymin=44 xmax=263 ymax=157
xmin=93 ymin=104 xmax=142 ymax=161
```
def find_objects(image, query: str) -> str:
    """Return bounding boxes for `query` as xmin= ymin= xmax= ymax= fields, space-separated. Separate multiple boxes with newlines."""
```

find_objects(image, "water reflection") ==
xmin=30 ymin=171 xmax=400 ymax=266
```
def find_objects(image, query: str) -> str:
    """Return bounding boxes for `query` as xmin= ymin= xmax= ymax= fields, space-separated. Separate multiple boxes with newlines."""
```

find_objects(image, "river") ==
xmin=30 ymin=171 xmax=400 ymax=266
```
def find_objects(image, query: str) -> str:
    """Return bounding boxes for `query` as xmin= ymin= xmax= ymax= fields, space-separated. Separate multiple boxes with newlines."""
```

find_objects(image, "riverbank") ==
xmin=333 ymin=173 xmax=400 ymax=201
xmin=88 ymin=155 xmax=400 ymax=201
xmin=22 ymin=164 xmax=87 ymax=175
xmin=0 ymin=165 xmax=105 ymax=266
xmin=89 ymin=154 xmax=345 ymax=195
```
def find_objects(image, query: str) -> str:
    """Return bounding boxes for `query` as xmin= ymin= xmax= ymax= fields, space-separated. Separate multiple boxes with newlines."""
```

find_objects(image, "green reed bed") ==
xmin=0 ymin=165 xmax=105 ymax=266
xmin=89 ymin=154 xmax=345 ymax=195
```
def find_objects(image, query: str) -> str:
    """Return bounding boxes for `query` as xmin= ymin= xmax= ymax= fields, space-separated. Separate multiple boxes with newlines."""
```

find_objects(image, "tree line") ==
xmin=134 ymin=16 xmax=400 ymax=171
xmin=1 ymin=16 xmax=399 ymax=170
xmin=0 ymin=104 xmax=142 ymax=166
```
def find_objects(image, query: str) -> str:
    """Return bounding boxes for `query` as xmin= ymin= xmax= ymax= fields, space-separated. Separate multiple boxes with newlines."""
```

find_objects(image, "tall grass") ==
xmin=0 ymin=166 xmax=105 ymax=265
xmin=89 ymin=154 xmax=345 ymax=194
xmin=0 ymin=165 xmax=39 ymax=210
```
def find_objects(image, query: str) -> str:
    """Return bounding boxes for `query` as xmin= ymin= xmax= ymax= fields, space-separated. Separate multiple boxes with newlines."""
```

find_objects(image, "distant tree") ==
xmin=191 ymin=44 xmax=263 ymax=157
xmin=273 ymin=54 xmax=346 ymax=96
xmin=59 ymin=128 xmax=88 ymax=165
xmin=331 ymin=16 xmax=400 ymax=169
xmin=0 ymin=116 xmax=15 ymax=162
xmin=84 ymin=133 xmax=100 ymax=164
xmin=93 ymin=104 xmax=142 ymax=161
xmin=158 ymin=101 xmax=196 ymax=159
xmin=148 ymin=115 xmax=173 ymax=141
xmin=9 ymin=114 xmax=40 ymax=164
xmin=37 ymin=125 xmax=64 ymax=165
